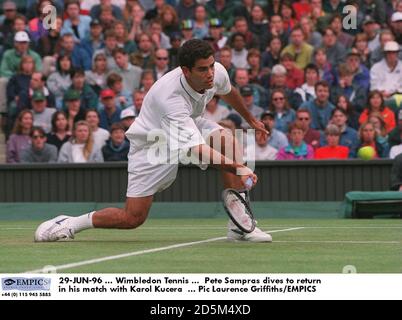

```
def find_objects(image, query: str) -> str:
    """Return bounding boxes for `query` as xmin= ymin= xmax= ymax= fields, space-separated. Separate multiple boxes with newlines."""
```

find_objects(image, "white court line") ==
xmin=275 ymin=240 xmax=400 ymax=244
xmin=25 ymin=227 xmax=303 ymax=273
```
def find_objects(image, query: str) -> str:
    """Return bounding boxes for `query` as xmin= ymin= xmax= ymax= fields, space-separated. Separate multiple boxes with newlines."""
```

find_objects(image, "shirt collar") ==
xmin=180 ymin=74 xmax=204 ymax=102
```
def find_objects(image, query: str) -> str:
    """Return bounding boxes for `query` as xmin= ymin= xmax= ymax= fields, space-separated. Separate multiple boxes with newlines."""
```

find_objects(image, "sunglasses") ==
xmin=156 ymin=57 xmax=168 ymax=60
xmin=32 ymin=135 xmax=45 ymax=139
xmin=298 ymin=117 xmax=310 ymax=121
xmin=273 ymin=97 xmax=285 ymax=101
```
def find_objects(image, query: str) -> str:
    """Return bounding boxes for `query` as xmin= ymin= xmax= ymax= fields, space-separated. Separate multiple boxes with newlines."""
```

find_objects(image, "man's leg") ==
xmin=208 ymin=129 xmax=272 ymax=242
xmin=35 ymin=196 xmax=154 ymax=241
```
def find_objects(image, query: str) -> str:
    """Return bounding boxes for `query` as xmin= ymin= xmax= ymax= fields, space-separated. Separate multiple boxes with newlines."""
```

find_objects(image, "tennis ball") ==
xmin=357 ymin=146 xmax=375 ymax=160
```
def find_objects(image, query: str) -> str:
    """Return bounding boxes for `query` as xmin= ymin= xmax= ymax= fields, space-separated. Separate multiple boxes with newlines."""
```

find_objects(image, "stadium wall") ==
xmin=0 ymin=160 xmax=393 ymax=202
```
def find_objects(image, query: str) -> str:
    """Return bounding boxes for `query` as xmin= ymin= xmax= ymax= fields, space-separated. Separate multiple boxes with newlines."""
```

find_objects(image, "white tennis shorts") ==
xmin=126 ymin=117 xmax=223 ymax=197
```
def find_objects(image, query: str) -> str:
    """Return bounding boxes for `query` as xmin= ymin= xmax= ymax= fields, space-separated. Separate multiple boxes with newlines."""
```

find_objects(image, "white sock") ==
xmin=71 ymin=211 xmax=95 ymax=233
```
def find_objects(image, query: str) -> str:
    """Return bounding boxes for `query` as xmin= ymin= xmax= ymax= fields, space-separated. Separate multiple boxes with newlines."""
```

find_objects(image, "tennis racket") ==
xmin=222 ymin=178 xmax=256 ymax=233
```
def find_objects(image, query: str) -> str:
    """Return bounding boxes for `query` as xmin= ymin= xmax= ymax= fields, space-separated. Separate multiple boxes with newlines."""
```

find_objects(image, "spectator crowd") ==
xmin=1 ymin=0 xmax=402 ymax=163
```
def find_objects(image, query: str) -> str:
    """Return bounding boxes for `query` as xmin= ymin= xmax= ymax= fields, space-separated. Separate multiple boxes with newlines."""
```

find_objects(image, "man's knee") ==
xmin=123 ymin=196 xmax=153 ymax=229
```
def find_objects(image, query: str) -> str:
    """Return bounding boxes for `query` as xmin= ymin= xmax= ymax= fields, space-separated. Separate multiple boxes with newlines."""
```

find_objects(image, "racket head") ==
xmin=222 ymin=188 xmax=256 ymax=233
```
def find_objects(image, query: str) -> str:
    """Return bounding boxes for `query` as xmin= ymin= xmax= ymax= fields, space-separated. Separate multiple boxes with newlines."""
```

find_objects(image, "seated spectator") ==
xmin=102 ymin=123 xmax=130 ymax=161
xmin=6 ymin=110 xmax=33 ymax=163
xmin=299 ymin=80 xmax=335 ymax=131
xmin=152 ymin=48 xmax=170 ymax=80
xmin=218 ymin=46 xmax=236 ymax=83
xmin=356 ymin=121 xmax=389 ymax=158
xmin=389 ymin=127 xmax=402 ymax=159
xmin=206 ymin=0 xmax=235 ymax=31
xmin=148 ymin=16 xmax=174 ymax=50
xmin=368 ymin=112 xmax=390 ymax=150
xmin=268 ymin=88 xmax=296 ymax=134
xmin=113 ymin=20 xmax=137 ymax=54
xmin=21 ymin=126 xmax=58 ymax=163
xmin=329 ymin=14 xmax=354 ymax=48
xmin=46 ymin=111 xmax=71 ymax=153
xmin=66 ymin=69 xmax=98 ymax=111
xmin=203 ymin=96 xmax=229 ymax=123
xmin=85 ymin=109 xmax=110 ymax=150
xmin=276 ymin=122 xmax=314 ymax=160
xmin=329 ymin=108 xmax=359 ymax=157
xmin=245 ymin=123 xmax=278 ymax=161
xmin=112 ymin=47 xmax=142 ymax=93
xmin=295 ymin=108 xmax=320 ymax=149
xmin=93 ymin=30 xmax=118 ymax=70
xmin=64 ymin=89 xmax=86 ymax=131
xmin=17 ymin=71 xmax=56 ymax=111
xmin=295 ymin=63 xmax=319 ymax=103
xmin=105 ymin=72 xmax=133 ymax=110
xmin=359 ymin=90 xmax=396 ymax=134
xmin=2 ymin=13 xmax=29 ymax=53
xmin=85 ymin=52 xmax=108 ymax=95
xmin=58 ymin=120 xmax=104 ymax=163
xmin=80 ymin=19 xmax=104 ymax=59
xmin=260 ymin=111 xmax=289 ymax=151
xmin=160 ymin=5 xmax=180 ymax=38
xmin=98 ymin=89 xmax=122 ymax=131
xmin=314 ymin=47 xmax=334 ymax=85
xmin=281 ymin=26 xmax=314 ymax=70
xmin=330 ymin=63 xmax=367 ymax=115
xmin=266 ymin=64 xmax=301 ymax=109
xmin=6 ymin=55 xmax=36 ymax=135
xmin=353 ymin=33 xmax=371 ymax=69
xmin=193 ymin=5 xmax=209 ymax=40
xmin=232 ymin=16 xmax=260 ymax=50
xmin=31 ymin=90 xmax=56 ymax=134
xmin=321 ymin=27 xmax=346 ymax=67
xmin=230 ymin=85 xmax=264 ymax=128
xmin=247 ymin=48 xmax=269 ymax=88
xmin=61 ymin=0 xmax=91 ymax=43
xmin=280 ymin=52 xmax=304 ymax=90
xmin=47 ymin=55 xmax=73 ymax=110
xmin=370 ymin=41 xmax=402 ymax=100
xmin=130 ymin=32 xmax=155 ymax=70
xmin=299 ymin=16 xmax=322 ymax=49
xmin=139 ymin=69 xmax=156 ymax=94
xmin=206 ymin=18 xmax=228 ymax=51
xmin=314 ymin=124 xmax=349 ymax=159
xmin=120 ymin=107 xmax=136 ymax=131
xmin=261 ymin=36 xmax=283 ymax=70
xmin=133 ymin=89 xmax=145 ymax=116
xmin=335 ymin=95 xmax=359 ymax=130
xmin=90 ymin=0 xmax=123 ymax=21
xmin=229 ymin=32 xmax=249 ymax=69
xmin=58 ymin=33 xmax=92 ymax=71
xmin=125 ymin=1 xmax=147 ymax=41
xmin=280 ymin=1 xmax=296 ymax=33
xmin=343 ymin=48 xmax=371 ymax=95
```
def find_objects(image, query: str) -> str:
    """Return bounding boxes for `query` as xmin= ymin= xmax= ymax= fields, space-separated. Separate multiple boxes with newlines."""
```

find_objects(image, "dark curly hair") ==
xmin=178 ymin=39 xmax=214 ymax=70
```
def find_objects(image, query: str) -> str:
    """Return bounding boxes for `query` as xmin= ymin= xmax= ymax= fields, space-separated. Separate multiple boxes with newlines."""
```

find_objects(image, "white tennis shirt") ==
xmin=126 ymin=62 xmax=232 ymax=152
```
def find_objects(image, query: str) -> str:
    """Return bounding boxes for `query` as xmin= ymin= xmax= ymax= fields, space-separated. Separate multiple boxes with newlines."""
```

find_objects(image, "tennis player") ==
xmin=35 ymin=40 xmax=272 ymax=243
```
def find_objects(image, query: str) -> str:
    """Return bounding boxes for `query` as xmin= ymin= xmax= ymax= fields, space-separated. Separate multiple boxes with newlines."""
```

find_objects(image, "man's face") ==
xmin=134 ymin=92 xmax=145 ymax=111
xmin=305 ymin=69 xmax=318 ymax=85
xmin=139 ymin=35 xmax=152 ymax=51
xmin=291 ymin=30 xmax=304 ymax=46
xmin=219 ymin=50 xmax=232 ymax=67
xmin=114 ymin=52 xmax=128 ymax=68
xmin=31 ymin=131 xmax=46 ymax=150
xmin=62 ymin=36 xmax=75 ymax=51
xmin=102 ymin=97 xmax=115 ymax=109
xmin=66 ymin=4 xmax=80 ymax=19
xmin=105 ymin=36 xmax=117 ymax=50
xmin=30 ymin=73 xmax=43 ymax=90
xmin=272 ymin=73 xmax=286 ymax=87
xmin=346 ymin=55 xmax=360 ymax=72
xmin=91 ymin=25 xmax=103 ymax=38
xmin=242 ymin=95 xmax=253 ymax=108
xmin=270 ymin=16 xmax=283 ymax=31
xmin=155 ymin=49 xmax=169 ymax=68
xmin=296 ymin=112 xmax=311 ymax=130
xmin=316 ymin=85 xmax=329 ymax=103
xmin=385 ymin=51 xmax=400 ymax=65
xmin=332 ymin=110 xmax=347 ymax=127
xmin=14 ymin=19 xmax=26 ymax=32
xmin=255 ymin=130 xmax=268 ymax=146
xmin=209 ymin=26 xmax=222 ymax=40
xmin=323 ymin=30 xmax=336 ymax=47
xmin=15 ymin=41 xmax=29 ymax=53
xmin=32 ymin=100 xmax=46 ymax=113
xmin=234 ymin=20 xmax=248 ymax=34
xmin=150 ymin=23 xmax=162 ymax=35
xmin=73 ymin=75 xmax=85 ymax=89
xmin=85 ymin=111 xmax=99 ymax=128
xmin=234 ymin=70 xmax=249 ymax=86
xmin=261 ymin=116 xmax=274 ymax=130
xmin=233 ymin=35 xmax=245 ymax=51
xmin=67 ymin=100 xmax=80 ymax=112
xmin=290 ymin=128 xmax=304 ymax=145
xmin=182 ymin=56 xmax=215 ymax=91
xmin=393 ymin=21 xmax=402 ymax=34
xmin=111 ymin=129 xmax=126 ymax=145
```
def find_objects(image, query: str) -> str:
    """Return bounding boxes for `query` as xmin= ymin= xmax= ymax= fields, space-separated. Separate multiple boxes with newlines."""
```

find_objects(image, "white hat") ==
xmin=14 ymin=31 xmax=30 ymax=42
xmin=391 ymin=12 xmax=402 ymax=22
xmin=271 ymin=64 xmax=287 ymax=75
xmin=120 ymin=108 xmax=136 ymax=120
xmin=384 ymin=41 xmax=400 ymax=52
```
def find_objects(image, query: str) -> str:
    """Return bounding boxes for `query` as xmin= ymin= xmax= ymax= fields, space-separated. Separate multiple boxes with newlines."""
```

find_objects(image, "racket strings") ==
xmin=226 ymin=193 xmax=253 ymax=229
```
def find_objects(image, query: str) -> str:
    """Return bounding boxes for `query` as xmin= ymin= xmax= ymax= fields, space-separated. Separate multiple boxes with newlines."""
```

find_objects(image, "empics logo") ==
xmin=2 ymin=277 xmax=51 ymax=291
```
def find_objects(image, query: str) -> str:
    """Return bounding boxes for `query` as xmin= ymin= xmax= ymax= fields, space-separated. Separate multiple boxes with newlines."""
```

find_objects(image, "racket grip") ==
xmin=245 ymin=177 xmax=253 ymax=189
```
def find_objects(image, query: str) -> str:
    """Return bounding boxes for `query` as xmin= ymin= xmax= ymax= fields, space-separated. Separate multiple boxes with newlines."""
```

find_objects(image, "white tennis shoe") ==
xmin=227 ymin=220 xmax=272 ymax=243
xmin=34 ymin=215 xmax=75 ymax=242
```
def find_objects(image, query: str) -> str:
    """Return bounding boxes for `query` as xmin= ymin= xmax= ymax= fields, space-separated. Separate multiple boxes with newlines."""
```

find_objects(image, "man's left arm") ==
xmin=219 ymin=85 xmax=268 ymax=134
